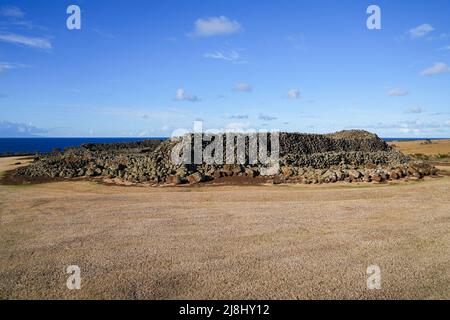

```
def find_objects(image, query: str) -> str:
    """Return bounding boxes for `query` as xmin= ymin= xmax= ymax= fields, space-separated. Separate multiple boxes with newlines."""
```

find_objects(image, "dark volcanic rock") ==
xmin=13 ymin=130 xmax=438 ymax=185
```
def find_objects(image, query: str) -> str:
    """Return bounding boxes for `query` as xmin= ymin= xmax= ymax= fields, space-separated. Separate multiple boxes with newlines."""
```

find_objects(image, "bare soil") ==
xmin=0 ymin=156 xmax=449 ymax=299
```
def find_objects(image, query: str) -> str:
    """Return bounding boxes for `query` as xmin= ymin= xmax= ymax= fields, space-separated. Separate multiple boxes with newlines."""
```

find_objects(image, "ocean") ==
xmin=0 ymin=137 xmax=446 ymax=156
xmin=0 ymin=138 xmax=167 ymax=155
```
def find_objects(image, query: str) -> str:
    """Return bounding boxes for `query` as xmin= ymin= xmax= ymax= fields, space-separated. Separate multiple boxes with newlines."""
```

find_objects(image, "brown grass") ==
xmin=0 ymin=157 xmax=449 ymax=299
xmin=0 ymin=156 xmax=32 ymax=179
xmin=388 ymin=139 xmax=450 ymax=156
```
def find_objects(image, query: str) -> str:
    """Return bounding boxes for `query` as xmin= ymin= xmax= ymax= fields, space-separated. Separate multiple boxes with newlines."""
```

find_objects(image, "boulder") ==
xmin=222 ymin=164 xmax=235 ymax=177
xmin=395 ymin=168 xmax=405 ymax=177
xmin=389 ymin=171 xmax=399 ymax=180
xmin=349 ymin=170 xmax=362 ymax=180
xmin=245 ymin=168 xmax=256 ymax=178
xmin=187 ymin=172 xmax=205 ymax=184
xmin=232 ymin=165 xmax=243 ymax=175
xmin=176 ymin=168 xmax=187 ymax=178
xmin=166 ymin=175 xmax=184 ymax=185
xmin=335 ymin=170 xmax=344 ymax=181
xmin=407 ymin=167 xmax=418 ymax=176
xmin=372 ymin=174 xmax=383 ymax=183
xmin=272 ymin=176 xmax=284 ymax=185
xmin=322 ymin=170 xmax=337 ymax=183
xmin=281 ymin=166 xmax=294 ymax=178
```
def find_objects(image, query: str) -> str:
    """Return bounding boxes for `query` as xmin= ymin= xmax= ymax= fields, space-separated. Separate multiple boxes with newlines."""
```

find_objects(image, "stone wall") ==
xmin=14 ymin=130 xmax=436 ymax=185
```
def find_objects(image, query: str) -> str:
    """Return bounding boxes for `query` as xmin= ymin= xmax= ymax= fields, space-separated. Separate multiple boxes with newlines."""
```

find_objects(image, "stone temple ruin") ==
xmin=14 ymin=130 xmax=438 ymax=185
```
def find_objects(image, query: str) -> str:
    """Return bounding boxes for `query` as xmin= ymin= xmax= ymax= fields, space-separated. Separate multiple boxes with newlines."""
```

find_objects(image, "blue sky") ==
xmin=0 ymin=0 xmax=449 ymax=137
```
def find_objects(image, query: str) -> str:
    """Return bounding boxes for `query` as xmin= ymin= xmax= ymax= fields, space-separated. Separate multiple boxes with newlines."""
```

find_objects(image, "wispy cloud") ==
xmin=226 ymin=122 xmax=250 ymax=130
xmin=164 ymin=36 xmax=177 ymax=42
xmin=420 ymin=62 xmax=450 ymax=76
xmin=233 ymin=83 xmax=252 ymax=92
xmin=0 ymin=32 xmax=52 ymax=50
xmin=0 ymin=120 xmax=47 ymax=137
xmin=175 ymin=88 xmax=200 ymax=102
xmin=287 ymin=89 xmax=300 ymax=99
xmin=0 ymin=61 xmax=26 ymax=73
xmin=228 ymin=114 xmax=249 ymax=120
xmin=408 ymin=23 xmax=434 ymax=39
xmin=0 ymin=62 xmax=15 ymax=73
xmin=92 ymin=28 xmax=116 ymax=39
xmin=204 ymin=49 xmax=246 ymax=64
xmin=405 ymin=106 xmax=423 ymax=114
xmin=388 ymin=88 xmax=409 ymax=97
xmin=96 ymin=106 xmax=191 ymax=120
xmin=430 ymin=111 xmax=450 ymax=116
xmin=258 ymin=114 xmax=277 ymax=121
xmin=0 ymin=5 xmax=24 ymax=18
xmin=0 ymin=6 xmax=47 ymax=32
xmin=353 ymin=120 xmax=450 ymax=135
xmin=190 ymin=16 xmax=242 ymax=37
xmin=286 ymin=34 xmax=306 ymax=50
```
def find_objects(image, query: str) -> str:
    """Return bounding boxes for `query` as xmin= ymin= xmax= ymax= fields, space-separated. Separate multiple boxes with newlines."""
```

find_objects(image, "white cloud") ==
xmin=92 ymin=28 xmax=116 ymax=39
xmin=420 ymin=62 xmax=450 ymax=76
xmin=405 ymin=106 xmax=423 ymax=114
xmin=0 ymin=62 xmax=14 ymax=73
xmin=361 ymin=120 xmax=450 ymax=133
xmin=258 ymin=114 xmax=277 ymax=121
xmin=0 ymin=120 xmax=47 ymax=137
xmin=388 ymin=88 xmax=409 ymax=97
xmin=204 ymin=49 xmax=246 ymax=64
xmin=438 ymin=45 xmax=450 ymax=51
xmin=175 ymin=88 xmax=200 ymax=102
xmin=0 ymin=5 xmax=24 ymax=18
xmin=97 ymin=107 xmax=191 ymax=122
xmin=226 ymin=122 xmax=250 ymax=130
xmin=398 ymin=127 xmax=424 ymax=135
xmin=408 ymin=24 xmax=434 ymax=39
xmin=233 ymin=83 xmax=252 ymax=92
xmin=0 ymin=33 xmax=52 ymax=49
xmin=0 ymin=61 xmax=25 ymax=73
xmin=287 ymin=89 xmax=300 ymax=99
xmin=138 ymin=130 xmax=153 ymax=137
xmin=229 ymin=114 xmax=249 ymax=120
xmin=190 ymin=16 xmax=242 ymax=37
xmin=286 ymin=34 xmax=306 ymax=50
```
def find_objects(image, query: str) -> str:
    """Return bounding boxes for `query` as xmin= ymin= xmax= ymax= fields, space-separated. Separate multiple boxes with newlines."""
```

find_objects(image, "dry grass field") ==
xmin=0 ymin=157 xmax=33 ymax=178
xmin=388 ymin=139 xmax=450 ymax=156
xmin=0 ymin=155 xmax=449 ymax=300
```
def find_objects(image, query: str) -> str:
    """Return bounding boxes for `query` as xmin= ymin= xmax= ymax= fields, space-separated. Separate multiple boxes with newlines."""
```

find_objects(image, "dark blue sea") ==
xmin=0 ymin=137 xmax=447 ymax=155
xmin=0 ymin=138 xmax=167 ymax=155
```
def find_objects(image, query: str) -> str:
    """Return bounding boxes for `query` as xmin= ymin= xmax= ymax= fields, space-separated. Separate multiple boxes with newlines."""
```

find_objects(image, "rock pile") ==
xmin=15 ymin=130 xmax=438 ymax=185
